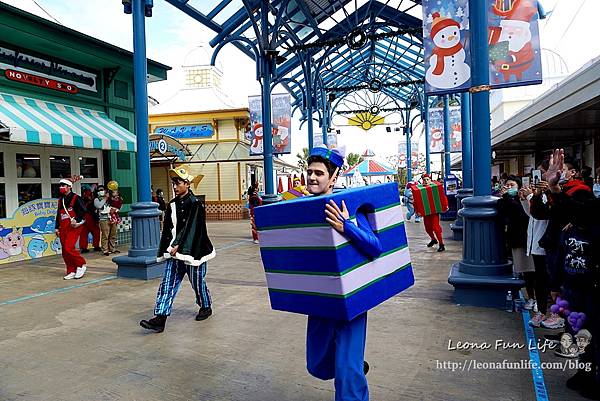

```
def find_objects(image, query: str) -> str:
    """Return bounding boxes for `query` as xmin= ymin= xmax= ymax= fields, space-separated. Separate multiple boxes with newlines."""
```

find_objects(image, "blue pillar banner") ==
xmin=422 ymin=0 xmax=472 ymax=95
xmin=449 ymin=105 xmax=462 ymax=152
xmin=247 ymin=93 xmax=292 ymax=155
xmin=428 ymin=107 xmax=445 ymax=154
xmin=488 ymin=0 xmax=542 ymax=88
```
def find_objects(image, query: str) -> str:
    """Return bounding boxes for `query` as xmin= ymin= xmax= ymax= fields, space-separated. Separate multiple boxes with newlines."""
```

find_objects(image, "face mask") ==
xmin=97 ymin=191 xmax=105 ymax=197
xmin=507 ymin=188 xmax=518 ymax=197
xmin=59 ymin=187 xmax=69 ymax=195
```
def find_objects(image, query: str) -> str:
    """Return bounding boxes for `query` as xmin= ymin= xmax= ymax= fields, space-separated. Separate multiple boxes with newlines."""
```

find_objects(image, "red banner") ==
xmin=5 ymin=69 xmax=79 ymax=94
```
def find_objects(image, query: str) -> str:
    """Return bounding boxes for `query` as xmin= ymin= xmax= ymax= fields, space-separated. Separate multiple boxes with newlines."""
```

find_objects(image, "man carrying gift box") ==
xmin=140 ymin=167 xmax=215 ymax=333
xmin=419 ymin=174 xmax=446 ymax=252
xmin=305 ymin=145 xmax=383 ymax=401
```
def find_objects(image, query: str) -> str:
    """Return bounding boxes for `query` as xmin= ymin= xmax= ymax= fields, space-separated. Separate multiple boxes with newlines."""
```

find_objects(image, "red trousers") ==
xmin=423 ymin=214 xmax=444 ymax=245
xmin=59 ymin=226 xmax=87 ymax=274
xmin=80 ymin=213 xmax=100 ymax=250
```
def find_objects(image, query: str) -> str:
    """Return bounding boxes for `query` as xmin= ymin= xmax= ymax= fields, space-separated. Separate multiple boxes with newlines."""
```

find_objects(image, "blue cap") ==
xmin=309 ymin=145 xmax=344 ymax=168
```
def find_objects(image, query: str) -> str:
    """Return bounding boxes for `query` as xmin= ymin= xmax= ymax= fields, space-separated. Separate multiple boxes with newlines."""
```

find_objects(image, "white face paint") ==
xmin=433 ymin=25 xmax=461 ymax=49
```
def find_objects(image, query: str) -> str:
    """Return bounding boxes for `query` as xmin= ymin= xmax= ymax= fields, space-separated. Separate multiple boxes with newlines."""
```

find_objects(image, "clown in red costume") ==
xmin=490 ymin=0 xmax=538 ymax=82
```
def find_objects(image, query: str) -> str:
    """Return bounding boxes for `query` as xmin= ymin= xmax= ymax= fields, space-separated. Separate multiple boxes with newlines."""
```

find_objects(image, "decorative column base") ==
xmin=448 ymin=196 xmax=524 ymax=308
xmin=450 ymin=188 xmax=473 ymax=241
xmin=114 ymin=202 xmax=165 ymax=280
xmin=440 ymin=194 xmax=457 ymax=221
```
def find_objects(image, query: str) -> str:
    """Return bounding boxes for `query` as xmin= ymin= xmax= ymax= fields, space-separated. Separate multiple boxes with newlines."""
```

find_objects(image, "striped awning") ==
xmin=0 ymin=92 xmax=136 ymax=151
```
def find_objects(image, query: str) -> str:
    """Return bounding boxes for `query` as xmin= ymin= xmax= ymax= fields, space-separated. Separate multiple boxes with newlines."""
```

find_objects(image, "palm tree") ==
xmin=296 ymin=147 xmax=309 ymax=170
xmin=346 ymin=153 xmax=364 ymax=168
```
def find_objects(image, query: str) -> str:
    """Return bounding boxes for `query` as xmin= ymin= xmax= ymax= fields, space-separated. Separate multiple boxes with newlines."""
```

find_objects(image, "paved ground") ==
xmin=0 ymin=218 xmax=589 ymax=401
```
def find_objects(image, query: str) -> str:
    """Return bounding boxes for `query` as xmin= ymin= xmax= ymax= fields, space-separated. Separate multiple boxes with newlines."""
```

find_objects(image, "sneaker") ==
xmin=93 ymin=247 xmax=102 ymax=252
xmin=195 ymin=307 xmax=212 ymax=321
xmin=63 ymin=272 xmax=76 ymax=280
xmin=427 ymin=239 xmax=438 ymax=247
xmin=112 ymin=249 xmax=120 ymax=254
xmin=528 ymin=312 xmax=545 ymax=328
xmin=415 ymin=217 xmax=422 ymax=223
xmin=140 ymin=315 xmax=167 ymax=333
xmin=74 ymin=265 xmax=87 ymax=279
xmin=363 ymin=361 xmax=370 ymax=375
xmin=253 ymin=239 xmax=259 ymax=244
xmin=80 ymin=248 xmax=89 ymax=254
xmin=524 ymin=299 xmax=537 ymax=310
xmin=541 ymin=313 xmax=565 ymax=329
xmin=103 ymin=252 xmax=110 ymax=256
xmin=437 ymin=244 xmax=445 ymax=252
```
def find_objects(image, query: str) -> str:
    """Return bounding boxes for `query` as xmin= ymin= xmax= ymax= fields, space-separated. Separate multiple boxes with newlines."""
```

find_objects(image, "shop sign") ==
xmin=154 ymin=124 xmax=213 ymax=139
xmin=5 ymin=69 xmax=78 ymax=94
xmin=0 ymin=46 xmax=97 ymax=92
xmin=149 ymin=138 xmax=186 ymax=161
xmin=0 ymin=198 xmax=60 ymax=265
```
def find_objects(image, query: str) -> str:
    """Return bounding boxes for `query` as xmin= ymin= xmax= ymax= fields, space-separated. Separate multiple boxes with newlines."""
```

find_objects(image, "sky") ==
xmin=2 ymin=0 xmax=600 ymax=168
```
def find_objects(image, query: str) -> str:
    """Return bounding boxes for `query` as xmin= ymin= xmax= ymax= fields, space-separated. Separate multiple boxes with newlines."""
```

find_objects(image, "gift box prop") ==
xmin=254 ymin=182 xmax=414 ymax=321
xmin=280 ymin=186 xmax=309 ymax=201
xmin=411 ymin=182 xmax=449 ymax=217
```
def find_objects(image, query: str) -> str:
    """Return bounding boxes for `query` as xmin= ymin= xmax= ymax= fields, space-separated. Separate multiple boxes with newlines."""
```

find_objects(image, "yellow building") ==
xmin=148 ymin=46 xmax=297 ymax=220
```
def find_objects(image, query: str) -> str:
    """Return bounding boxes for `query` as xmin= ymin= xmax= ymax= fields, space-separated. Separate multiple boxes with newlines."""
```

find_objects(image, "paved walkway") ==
xmin=0 ymin=219 xmax=587 ymax=400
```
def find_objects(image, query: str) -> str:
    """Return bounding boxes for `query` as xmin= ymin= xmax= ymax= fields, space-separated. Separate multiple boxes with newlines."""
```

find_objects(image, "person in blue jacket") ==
xmin=305 ymin=145 xmax=382 ymax=401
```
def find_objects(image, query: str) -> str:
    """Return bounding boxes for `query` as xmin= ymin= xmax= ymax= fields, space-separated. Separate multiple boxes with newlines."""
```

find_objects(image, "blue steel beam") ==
xmin=207 ymin=0 xmax=234 ymax=20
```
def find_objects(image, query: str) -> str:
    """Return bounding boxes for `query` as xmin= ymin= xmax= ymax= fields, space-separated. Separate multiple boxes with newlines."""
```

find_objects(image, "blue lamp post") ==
xmin=443 ymin=95 xmax=451 ymax=178
xmin=447 ymin=0 xmax=522 ymax=307
xmin=450 ymin=91 xmax=473 ymax=240
xmin=114 ymin=0 xmax=164 ymax=279
xmin=423 ymin=94 xmax=431 ymax=174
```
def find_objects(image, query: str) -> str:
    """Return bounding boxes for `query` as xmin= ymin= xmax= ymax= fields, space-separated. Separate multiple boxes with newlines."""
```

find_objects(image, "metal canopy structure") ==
xmin=164 ymin=0 xmax=425 ymax=123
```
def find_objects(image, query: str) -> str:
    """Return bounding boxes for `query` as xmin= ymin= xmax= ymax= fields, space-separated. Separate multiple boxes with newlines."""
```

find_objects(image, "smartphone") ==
xmin=522 ymin=176 xmax=530 ymax=188
xmin=532 ymin=170 xmax=542 ymax=184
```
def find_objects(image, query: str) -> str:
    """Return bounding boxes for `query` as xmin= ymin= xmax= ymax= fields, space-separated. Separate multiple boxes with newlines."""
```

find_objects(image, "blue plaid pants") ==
xmin=154 ymin=258 xmax=211 ymax=316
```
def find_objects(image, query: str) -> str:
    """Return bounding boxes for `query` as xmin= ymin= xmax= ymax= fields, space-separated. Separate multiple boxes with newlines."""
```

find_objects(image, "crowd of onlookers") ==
xmin=495 ymin=149 xmax=599 ymax=399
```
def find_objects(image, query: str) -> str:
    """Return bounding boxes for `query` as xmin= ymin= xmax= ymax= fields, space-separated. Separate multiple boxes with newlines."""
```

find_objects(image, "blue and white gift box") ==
xmin=254 ymin=183 xmax=414 ymax=321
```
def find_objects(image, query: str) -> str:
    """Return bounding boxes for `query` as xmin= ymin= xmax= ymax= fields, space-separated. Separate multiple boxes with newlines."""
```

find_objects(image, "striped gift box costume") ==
xmin=254 ymin=182 xmax=414 ymax=321
xmin=410 ymin=182 xmax=449 ymax=217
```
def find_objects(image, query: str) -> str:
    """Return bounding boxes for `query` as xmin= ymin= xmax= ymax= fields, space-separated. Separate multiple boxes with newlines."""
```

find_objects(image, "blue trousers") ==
xmin=306 ymin=313 xmax=368 ymax=401
xmin=154 ymin=258 xmax=211 ymax=316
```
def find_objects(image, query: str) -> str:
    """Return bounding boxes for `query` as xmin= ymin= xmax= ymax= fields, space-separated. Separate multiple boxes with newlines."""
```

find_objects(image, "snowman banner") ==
xmin=488 ymin=0 xmax=542 ymax=88
xmin=428 ymin=107 xmax=445 ymax=154
xmin=449 ymin=106 xmax=462 ymax=152
xmin=247 ymin=94 xmax=292 ymax=156
xmin=422 ymin=0 xmax=472 ymax=95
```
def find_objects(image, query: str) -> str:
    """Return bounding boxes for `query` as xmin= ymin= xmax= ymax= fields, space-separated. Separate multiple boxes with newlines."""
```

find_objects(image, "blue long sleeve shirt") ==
xmin=342 ymin=212 xmax=383 ymax=259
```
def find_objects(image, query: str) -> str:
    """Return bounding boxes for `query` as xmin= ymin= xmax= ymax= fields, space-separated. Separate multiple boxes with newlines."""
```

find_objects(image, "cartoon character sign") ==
xmin=425 ymin=12 xmax=471 ymax=90
xmin=0 ymin=227 xmax=25 ymax=260
xmin=51 ymin=237 xmax=62 ymax=255
xmin=430 ymin=128 xmax=444 ymax=153
xmin=248 ymin=94 xmax=292 ymax=155
xmin=0 ymin=199 xmax=59 ymax=264
xmin=27 ymin=235 xmax=48 ymax=259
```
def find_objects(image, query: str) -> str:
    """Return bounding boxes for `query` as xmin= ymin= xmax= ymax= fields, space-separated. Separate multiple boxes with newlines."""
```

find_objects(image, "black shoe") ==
xmin=437 ymin=244 xmax=446 ymax=252
xmin=93 ymin=247 xmax=102 ymax=252
xmin=567 ymin=370 xmax=591 ymax=391
xmin=196 ymin=307 xmax=212 ymax=321
xmin=103 ymin=252 xmax=110 ymax=256
xmin=81 ymin=248 xmax=89 ymax=254
xmin=140 ymin=315 xmax=167 ymax=333
xmin=427 ymin=239 xmax=438 ymax=247
xmin=363 ymin=361 xmax=370 ymax=375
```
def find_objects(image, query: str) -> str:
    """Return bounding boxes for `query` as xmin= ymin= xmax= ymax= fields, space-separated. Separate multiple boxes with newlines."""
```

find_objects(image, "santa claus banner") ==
xmin=422 ymin=0 xmax=472 ymax=95
xmin=488 ymin=0 xmax=542 ymax=88
xmin=247 ymin=94 xmax=292 ymax=156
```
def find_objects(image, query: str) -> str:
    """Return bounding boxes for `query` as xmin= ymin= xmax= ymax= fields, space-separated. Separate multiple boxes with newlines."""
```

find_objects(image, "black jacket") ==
xmin=157 ymin=191 xmax=215 ymax=266
xmin=55 ymin=192 xmax=86 ymax=230
xmin=497 ymin=194 xmax=529 ymax=249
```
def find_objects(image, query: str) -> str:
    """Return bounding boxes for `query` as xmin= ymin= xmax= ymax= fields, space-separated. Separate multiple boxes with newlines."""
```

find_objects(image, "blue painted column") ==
xmin=448 ymin=0 xmax=520 ymax=308
xmin=114 ymin=0 xmax=164 ymax=280
xmin=450 ymin=92 xmax=473 ymax=240
xmin=424 ymin=95 xmax=431 ymax=174
xmin=405 ymin=108 xmax=412 ymax=182
xmin=443 ymin=95 xmax=452 ymax=177
xmin=321 ymin=91 xmax=329 ymax=147
xmin=259 ymin=0 xmax=277 ymax=204
xmin=306 ymin=57 xmax=314 ymax=152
